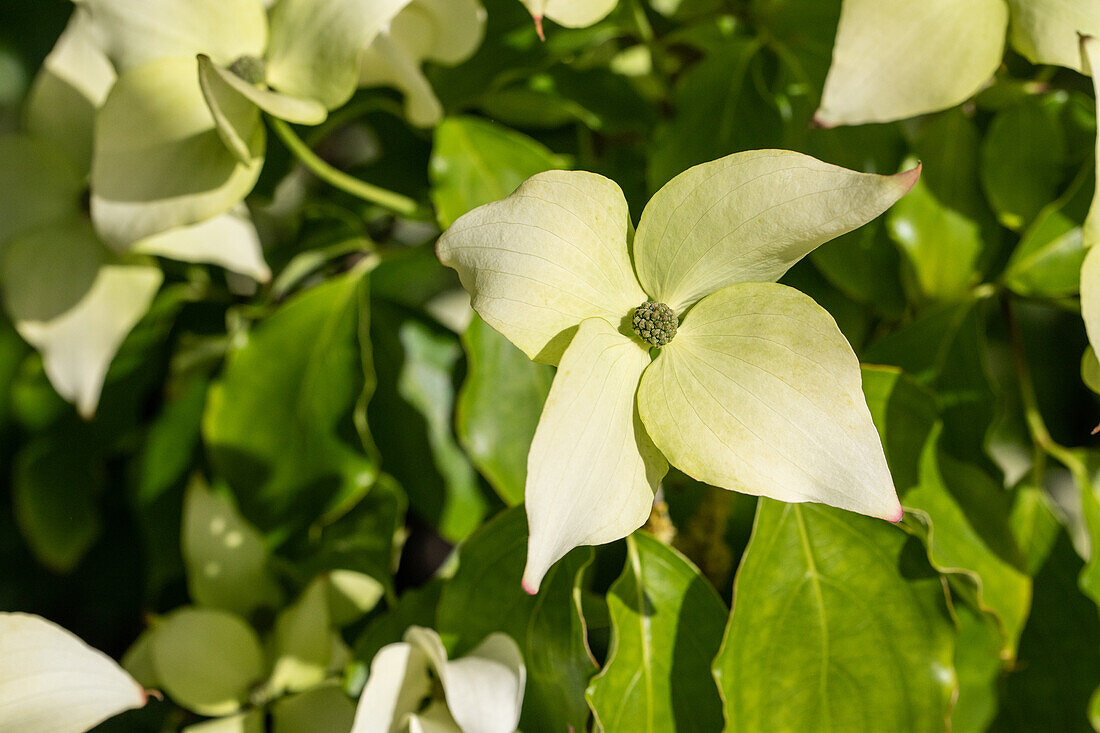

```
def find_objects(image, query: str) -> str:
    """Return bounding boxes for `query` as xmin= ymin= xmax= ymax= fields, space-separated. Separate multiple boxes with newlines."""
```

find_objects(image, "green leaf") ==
xmin=430 ymin=115 xmax=570 ymax=229
xmin=270 ymin=683 xmax=356 ymax=733
xmin=13 ymin=433 xmax=105 ymax=573
xmin=1002 ymin=161 xmax=1091 ymax=298
xmin=204 ymin=267 xmax=377 ymax=537
xmin=456 ymin=314 xmax=553 ymax=505
xmin=435 ymin=507 xmax=597 ymax=733
xmin=714 ymin=500 xmax=956 ymax=731
xmin=181 ymin=480 xmax=280 ymax=617
xmin=816 ymin=0 xmax=1007 ymax=125
xmin=151 ymin=607 xmax=265 ymax=717
xmin=980 ymin=96 xmax=1068 ymax=231
xmin=951 ymin=604 xmax=1004 ymax=733
xmin=370 ymin=305 xmax=486 ymax=542
xmin=266 ymin=579 xmax=333 ymax=695
xmin=0 ymin=133 xmax=82 ymax=246
xmin=587 ymin=532 xmax=726 ymax=732
xmin=638 ymin=282 xmax=900 ymax=520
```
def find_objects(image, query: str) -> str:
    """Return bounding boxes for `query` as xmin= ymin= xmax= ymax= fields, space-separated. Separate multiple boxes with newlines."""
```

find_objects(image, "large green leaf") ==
xmin=435 ymin=507 xmax=596 ymax=733
xmin=204 ymin=267 xmax=378 ymax=537
xmin=714 ymin=500 xmax=956 ymax=731
xmin=980 ymin=96 xmax=1068 ymax=231
xmin=430 ymin=115 xmax=569 ymax=229
xmin=456 ymin=314 xmax=553 ymax=506
xmin=587 ymin=532 xmax=726 ymax=732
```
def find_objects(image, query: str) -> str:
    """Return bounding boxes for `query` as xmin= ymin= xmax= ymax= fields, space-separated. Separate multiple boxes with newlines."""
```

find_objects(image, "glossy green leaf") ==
xmin=456 ymin=315 xmax=553 ymax=505
xmin=1002 ymin=161 xmax=1090 ymax=298
xmin=951 ymin=604 xmax=1004 ymax=733
xmin=816 ymin=0 xmax=1007 ymax=125
xmin=0 ymin=613 xmax=147 ymax=732
xmin=91 ymin=56 xmax=264 ymax=247
xmin=715 ymin=500 xmax=956 ymax=731
xmin=272 ymin=683 xmax=356 ymax=733
xmin=435 ymin=507 xmax=596 ymax=733
xmin=633 ymin=150 xmax=919 ymax=313
xmin=430 ymin=116 xmax=569 ymax=229
xmin=587 ymin=532 xmax=726 ymax=732
xmin=980 ymin=96 xmax=1068 ymax=231
xmin=267 ymin=579 xmax=333 ymax=695
xmin=151 ymin=608 xmax=265 ymax=716
xmin=204 ymin=267 xmax=377 ymax=536
xmin=638 ymin=282 xmax=900 ymax=520
xmin=181 ymin=480 xmax=280 ymax=617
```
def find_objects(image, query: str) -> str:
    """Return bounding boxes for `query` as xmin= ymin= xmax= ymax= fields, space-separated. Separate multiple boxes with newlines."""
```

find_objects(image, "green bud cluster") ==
xmin=228 ymin=55 xmax=267 ymax=85
xmin=632 ymin=301 xmax=677 ymax=347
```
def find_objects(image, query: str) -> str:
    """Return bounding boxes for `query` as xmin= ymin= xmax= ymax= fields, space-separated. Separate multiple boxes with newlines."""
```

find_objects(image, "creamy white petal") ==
xmin=350 ymin=642 xmax=432 ymax=733
xmin=519 ymin=0 xmax=618 ymax=33
xmin=2 ymin=218 xmax=161 ymax=418
xmin=522 ymin=317 xmax=666 ymax=592
xmin=133 ymin=208 xmax=270 ymax=282
xmin=816 ymin=0 xmax=1007 ymax=126
xmin=633 ymin=150 xmax=919 ymax=313
xmin=80 ymin=0 xmax=267 ymax=71
xmin=0 ymin=612 xmax=146 ymax=732
xmin=637 ymin=282 xmax=901 ymax=521
xmin=1082 ymin=36 xmax=1100 ymax=251
xmin=1007 ymin=0 xmax=1100 ymax=72
xmin=437 ymin=170 xmax=645 ymax=365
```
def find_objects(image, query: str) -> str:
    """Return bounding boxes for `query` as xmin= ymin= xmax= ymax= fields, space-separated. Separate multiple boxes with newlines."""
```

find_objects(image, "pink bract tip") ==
xmin=811 ymin=110 xmax=834 ymax=129
xmin=887 ymin=504 xmax=905 ymax=523
xmin=896 ymin=162 xmax=922 ymax=193
xmin=533 ymin=14 xmax=545 ymax=41
xmin=521 ymin=577 xmax=539 ymax=595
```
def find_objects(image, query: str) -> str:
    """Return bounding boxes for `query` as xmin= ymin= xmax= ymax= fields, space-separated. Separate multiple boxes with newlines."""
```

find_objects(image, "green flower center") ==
xmin=228 ymin=55 xmax=267 ymax=85
xmin=631 ymin=301 xmax=677 ymax=347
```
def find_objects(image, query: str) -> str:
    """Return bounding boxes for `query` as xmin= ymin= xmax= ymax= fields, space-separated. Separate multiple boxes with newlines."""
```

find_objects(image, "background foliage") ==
xmin=2 ymin=0 xmax=1100 ymax=730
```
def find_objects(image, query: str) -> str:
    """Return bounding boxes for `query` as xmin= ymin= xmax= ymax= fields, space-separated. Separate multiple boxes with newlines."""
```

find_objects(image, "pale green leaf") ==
xmin=272 ymin=683 xmax=356 ymax=733
xmin=638 ymin=282 xmax=900 ymax=520
xmin=714 ymin=500 xmax=957 ymax=731
xmin=133 ymin=208 xmax=271 ymax=282
xmin=816 ymin=0 xmax=1007 ymax=126
xmin=523 ymin=318 xmax=666 ymax=593
xmin=0 ymin=613 xmax=146 ymax=732
xmin=632 ymin=149 xmax=919 ymax=313
xmin=1008 ymin=0 xmax=1100 ymax=72
xmin=456 ymin=315 xmax=553 ymax=506
xmin=326 ymin=570 xmax=385 ymax=627
xmin=586 ymin=532 xmax=726 ymax=732
xmin=1081 ymin=245 xmax=1100 ymax=354
xmin=430 ymin=116 xmax=570 ymax=229
xmin=181 ymin=481 xmax=280 ymax=617
xmin=151 ymin=608 xmax=265 ymax=716
xmin=0 ymin=134 xmax=83 ymax=246
xmin=80 ymin=0 xmax=267 ymax=71
xmin=2 ymin=218 xmax=161 ymax=418
xmin=183 ymin=710 xmax=264 ymax=733
xmin=1084 ymin=346 xmax=1100 ymax=395
xmin=91 ymin=56 xmax=264 ymax=248
xmin=204 ymin=268 xmax=377 ymax=535
xmin=436 ymin=170 xmax=646 ymax=365
xmin=265 ymin=0 xmax=412 ymax=111
xmin=267 ymin=579 xmax=333 ymax=695
xmin=24 ymin=9 xmax=115 ymax=171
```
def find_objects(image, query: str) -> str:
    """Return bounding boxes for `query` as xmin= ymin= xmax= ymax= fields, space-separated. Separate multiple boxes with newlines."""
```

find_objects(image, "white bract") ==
xmin=817 ymin=0 xmax=1100 ymax=126
xmin=1078 ymin=36 xmax=1100 ymax=387
xmin=438 ymin=150 xmax=919 ymax=591
xmin=518 ymin=0 xmax=619 ymax=39
xmin=76 ymin=0 xmax=415 ymax=245
xmin=360 ymin=0 xmax=486 ymax=127
xmin=0 ymin=612 xmax=147 ymax=732
xmin=0 ymin=11 xmax=267 ymax=417
xmin=351 ymin=626 xmax=525 ymax=733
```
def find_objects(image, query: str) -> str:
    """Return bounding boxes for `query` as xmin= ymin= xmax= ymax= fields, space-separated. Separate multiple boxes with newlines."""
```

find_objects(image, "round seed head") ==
xmin=631 ymin=301 xmax=677 ymax=347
